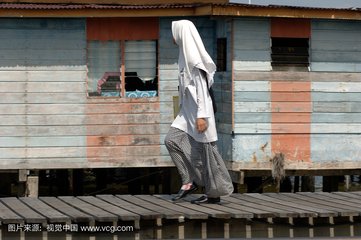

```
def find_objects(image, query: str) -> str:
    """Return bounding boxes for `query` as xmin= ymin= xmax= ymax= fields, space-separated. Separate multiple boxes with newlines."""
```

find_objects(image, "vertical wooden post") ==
xmin=26 ymin=176 xmax=39 ymax=198
xmin=245 ymin=223 xmax=252 ymax=239
xmin=155 ymin=218 xmax=162 ymax=239
xmin=288 ymin=217 xmax=294 ymax=238
xmin=224 ymin=220 xmax=230 ymax=239
xmin=18 ymin=169 xmax=28 ymax=197
xmin=345 ymin=175 xmax=351 ymax=191
xmin=349 ymin=216 xmax=354 ymax=237
xmin=267 ymin=217 xmax=274 ymax=238
xmin=42 ymin=230 xmax=48 ymax=240
xmin=112 ymin=221 xmax=118 ymax=240
xmin=294 ymin=176 xmax=300 ymax=192
xmin=329 ymin=217 xmax=335 ymax=237
xmin=201 ymin=222 xmax=207 ymax=239
xmin=178 ymin=217 xmax=185 ymax=240
xmin=308 ymin=217 xmax=314 ymax=238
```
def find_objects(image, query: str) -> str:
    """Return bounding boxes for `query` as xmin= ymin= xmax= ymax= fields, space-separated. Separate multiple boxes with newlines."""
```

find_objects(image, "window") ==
xmin=86 ymin=18 xmax=159 ymax=98
xmin=87 ymin=41 xmax=121 ymax=96
xmin=216 ymin=38 xmax=227 ymax=72
xmin=271 ymin=18 xmax=310 ymax=71
xmin=271 ymin=38 xmax=309 ymax=71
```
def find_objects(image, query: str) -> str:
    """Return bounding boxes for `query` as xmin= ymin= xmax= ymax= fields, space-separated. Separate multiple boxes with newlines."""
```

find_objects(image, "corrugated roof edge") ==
xmin=0 ymin=2 xmax=360 ymax=11
xmin=0 ymin=3 xmax=199 ymax=9
xmin=223 ymin=2 xmax=361 ymax=11
xmin=229 ymin=0 xmax=361 ymax=10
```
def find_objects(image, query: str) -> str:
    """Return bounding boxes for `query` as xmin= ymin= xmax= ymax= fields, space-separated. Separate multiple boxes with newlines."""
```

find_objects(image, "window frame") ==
xmin=86 ymin=18 xmax=159 ymax=99
xmin=270 ymin=18 xmax=311 ymax=72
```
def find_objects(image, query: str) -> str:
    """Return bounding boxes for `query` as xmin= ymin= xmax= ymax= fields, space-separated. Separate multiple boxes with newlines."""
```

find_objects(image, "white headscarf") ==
xmin=172 ymin=20 xmax=216 ymax=89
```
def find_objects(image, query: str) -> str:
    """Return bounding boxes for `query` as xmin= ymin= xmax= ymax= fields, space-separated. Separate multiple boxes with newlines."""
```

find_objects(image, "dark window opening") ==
xmin=216 ymin=38 xmax=227 ymax=72
xmin=271 ymin=37 xmax=309 ymax=71
xmin=87 ymin=40 xmax=158 ymax=98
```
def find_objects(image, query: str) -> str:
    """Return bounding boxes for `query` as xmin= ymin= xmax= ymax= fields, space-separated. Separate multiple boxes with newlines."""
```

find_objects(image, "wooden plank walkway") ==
xmin=0 ymin=192 xmax=360 ymax=239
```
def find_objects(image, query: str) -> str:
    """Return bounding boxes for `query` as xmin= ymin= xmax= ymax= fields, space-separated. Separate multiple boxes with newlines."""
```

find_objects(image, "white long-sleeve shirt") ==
xmin=171 ymin=67 xmax=217 ymax=143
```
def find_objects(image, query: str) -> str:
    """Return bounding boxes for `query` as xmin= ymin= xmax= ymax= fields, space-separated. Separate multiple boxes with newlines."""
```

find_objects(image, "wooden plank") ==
xmin=261 ymin=193 xmax=335 ymax=217
xmin=297 ymin=192 xmax=361 ymax=214
xmin=161 ymin=194 xmax=254 ymax=219
xmin=318 ymin=192 xmax=361 ymax=205
xmin=233 ymin=71 xmax=361 ymax=82
xmin=157 ymin=195 xmax=231 ymax=219
xmin=232 ymin=123 xmax=361 ymax=134
xmin=0 ymin=157 xmax=88 ymax=169
xmin=0 ymin=125 xmax=159 ymax=137
xmin=312 ymin=113 xmax=361 ymax=123
xmin=86 ymin=114 xmax=160 ymax=125
xmin=97 ymin=195 xmax=161 ymax=220
xmin=87 ymin=145 xmax=161 ymax=158
xmin=0 ymin=201 xmax=24 ymax=224
xmin=0 ymin=197 xmax=47 ymax=224
xmin=137 ymin=195 xmax=208 ymax=220
xmin=332 ymin=191 xmax=361 ymax=199
xmin=19 ymin=197 xmax=70 ymax=223
xmin=311 ymin=62 xmax=361 ymax=72
xmin=274 ymin=193 xmax=358 ymax=217
xmin=221 ymin=196 xmax=276 ymax=218
xmin=58 ymin=196 xmax=118 ymax=222
xmin=229 ymin=193 xmax=318 ymax=218
xmin=312 ymin=82 xmax=361 ymax=92
xmin=312 ymin=93 xmax=361 ymax=102
xmin=26 ymin=82 xmax=86 ymax=93
xmin=313 ymin=102 xmax=361 ymax=113
xmin=117 ymin=195 xmax=183 ymax=220
xmin=184 ymin=194 xmax=253 ymax=219
xmin=311 ymin=135 xmax=361 ymax=162
xmin=0 ymin=102 xmax=158 ymax=115
xmin=0 ymin=136 xmax=84 ymax=147
xmin=232 ymin=194 xmax=303 ymax=218
xmin=87 ymin=135 xmax=161 ymax=147
xmin=39 ymin=197 xmax=93 ymax=223
xmin=78 ymin=196 xmax=139 ymax=221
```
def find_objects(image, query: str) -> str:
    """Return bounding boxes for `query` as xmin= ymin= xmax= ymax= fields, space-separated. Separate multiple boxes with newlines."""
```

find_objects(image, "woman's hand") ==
xmin=196 ymin=118 xmax=208 ymax=133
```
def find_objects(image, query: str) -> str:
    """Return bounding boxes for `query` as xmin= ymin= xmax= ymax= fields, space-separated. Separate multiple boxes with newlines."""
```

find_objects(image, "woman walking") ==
xmin=164 ymin=20 xmax=233 ymax=204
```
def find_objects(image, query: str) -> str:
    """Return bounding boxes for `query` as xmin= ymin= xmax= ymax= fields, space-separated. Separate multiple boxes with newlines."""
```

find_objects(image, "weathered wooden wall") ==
xmin=0 ymin=17 xmax=218 ymax=170
xmin=0 ymin=18 xmax=88 ymax=169
xmin=310 ymin=19 xmax=361 ymax=165
xmin=232 ymin=18 xmax=272 ymax=167
xmin=214 ymin=19 xmax=233 ymax=161
xmin=0 ymin=18 xmax=164 ymax=169
xmin=230 ymin=17 xmax=361 ymax=171
xmin=1 ymin=16 xmax=360 ymax=172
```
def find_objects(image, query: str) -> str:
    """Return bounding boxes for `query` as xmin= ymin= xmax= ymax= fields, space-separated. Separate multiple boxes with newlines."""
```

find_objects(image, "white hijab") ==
xmin=172 ymin=20 xmax=216 ymax=89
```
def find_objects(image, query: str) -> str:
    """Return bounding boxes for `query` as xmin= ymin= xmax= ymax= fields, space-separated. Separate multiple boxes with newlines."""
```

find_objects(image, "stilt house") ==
xmin=1 ymin=0 xmax=361 ymax=184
